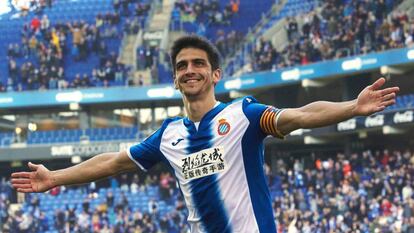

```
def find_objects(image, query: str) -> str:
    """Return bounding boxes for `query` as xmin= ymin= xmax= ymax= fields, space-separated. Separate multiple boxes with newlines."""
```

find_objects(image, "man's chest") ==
xmin=160 ymin=112 xmax=249 ymax=181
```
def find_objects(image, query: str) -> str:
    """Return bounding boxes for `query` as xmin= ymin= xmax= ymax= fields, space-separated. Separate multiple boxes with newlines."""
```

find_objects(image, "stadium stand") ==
xmin=1 ymin=0 xmax=152 ymax=91
xmin=0 ymin=132 xmax=14 ymax=148
xmin=1 ymin=148 xmax=413 ymax=232
xmin=169 ymin=0 xmax=275 ymax=66
xmin=0 ymin=0 xmax=414 ymax=232
xmin=388 ymin=93 xmax=414 ymax=111
xmin=224 ymin=0 xmax=413 ymax=77
xmin=26 ymin=126 xmax=140 ymax=144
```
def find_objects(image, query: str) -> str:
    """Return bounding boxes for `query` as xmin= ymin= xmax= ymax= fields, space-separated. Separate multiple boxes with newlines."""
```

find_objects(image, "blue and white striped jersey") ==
xmin=128 ymin=96 xmax=284 ymax=233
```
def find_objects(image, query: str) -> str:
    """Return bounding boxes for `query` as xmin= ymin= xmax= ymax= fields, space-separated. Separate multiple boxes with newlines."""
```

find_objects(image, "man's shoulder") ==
xmin=227 ymin=96 xmax=260 ymax=106
xmin=225 ymin=96 xmax=270 ymax=120
xmin=142 ymin=117 xmax=183 ymax=142
xmin=162 ymin=116 xmax=183 ymax=128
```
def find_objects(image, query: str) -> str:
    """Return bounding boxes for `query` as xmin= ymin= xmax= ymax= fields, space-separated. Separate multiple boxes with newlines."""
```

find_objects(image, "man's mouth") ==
xmin=183 ymin=78 xmax=202 ymax=84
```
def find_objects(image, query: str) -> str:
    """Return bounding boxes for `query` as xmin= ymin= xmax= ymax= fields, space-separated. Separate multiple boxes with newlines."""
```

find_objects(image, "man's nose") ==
xmin=185 ymin=63 xmax=195 ymax=74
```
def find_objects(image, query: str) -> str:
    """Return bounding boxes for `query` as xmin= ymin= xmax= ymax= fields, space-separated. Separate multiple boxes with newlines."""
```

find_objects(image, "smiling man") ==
xmin=11 ymin=35 xmax=399 ymax=233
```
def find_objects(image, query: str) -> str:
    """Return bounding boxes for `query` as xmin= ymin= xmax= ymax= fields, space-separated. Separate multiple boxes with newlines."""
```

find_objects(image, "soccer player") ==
xmin=11 ymin=35 xmax=399 ymax=233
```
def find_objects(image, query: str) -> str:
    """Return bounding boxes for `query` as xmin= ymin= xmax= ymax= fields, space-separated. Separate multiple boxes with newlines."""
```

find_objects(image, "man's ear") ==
xmin=212 ymin=69 xmax=222 ymax=85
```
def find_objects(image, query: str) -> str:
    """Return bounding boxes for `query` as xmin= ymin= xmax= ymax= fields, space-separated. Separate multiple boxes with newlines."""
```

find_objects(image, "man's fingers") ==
xmin=16 ymin=188 xmax=35 ymax=193
xmin=28 ymin=162 xmax=39 ymax=171
xmin=382 ymin=93 xmax=396 ymax=101
xmin=369 ymin=77 xmax=386 ymax=90
xmin=11 ymin=178 xmax=31 ymax=184
xmin=375 ymin=106 xmax=386 ymax=112
xmin=12 ymin=183 xmax=33 ymax=189
xmin=11 ymin=172 xmax=32 ymax=179
xmin=380 ymin=87 xmax=400 ymax=96
xmin=382 ymin=99 xmax=396 ymax=107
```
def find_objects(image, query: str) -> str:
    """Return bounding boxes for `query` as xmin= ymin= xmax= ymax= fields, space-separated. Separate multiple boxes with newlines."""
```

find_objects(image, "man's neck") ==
xmin=183 ymin=95 xmax=217 ymax=122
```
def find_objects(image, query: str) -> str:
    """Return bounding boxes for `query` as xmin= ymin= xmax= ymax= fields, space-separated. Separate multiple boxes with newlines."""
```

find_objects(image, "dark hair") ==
xmin=170 ymin=35 xmax=221 ymax=76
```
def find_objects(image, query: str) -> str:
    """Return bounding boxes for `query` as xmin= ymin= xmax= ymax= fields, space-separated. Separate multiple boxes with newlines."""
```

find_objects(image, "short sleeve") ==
xmin=242 ymin=96 xmax=285 ymax=139
xmin=127 ymin=128 xmax=164 ymax=171
xmin=127 ymin=117 xmax=180 ymax=171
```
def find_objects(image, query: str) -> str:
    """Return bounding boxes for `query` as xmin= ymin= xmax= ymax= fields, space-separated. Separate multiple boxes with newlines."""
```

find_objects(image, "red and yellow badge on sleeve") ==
xmin=260 ymin=106 xmax=285 ymax=139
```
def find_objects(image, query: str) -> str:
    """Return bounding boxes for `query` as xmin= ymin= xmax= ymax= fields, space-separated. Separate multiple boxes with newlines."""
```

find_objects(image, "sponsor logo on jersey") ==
xmin=217 ymin=119 xmax=231 ymax=136
xmin=181 ymin=146 xmax=226 ymax=180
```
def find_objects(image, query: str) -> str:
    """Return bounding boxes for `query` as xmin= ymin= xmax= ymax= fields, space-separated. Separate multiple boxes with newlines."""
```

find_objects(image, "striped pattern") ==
xmin=129 ymin=98 xmax=279 ymax=232
xmin=260 ymin=107 xmax=284 ymax=139
xmin=218 ymin=122 xmax=230 ymax=135
xmin=219 ymin=124 xmax=228 ymax=132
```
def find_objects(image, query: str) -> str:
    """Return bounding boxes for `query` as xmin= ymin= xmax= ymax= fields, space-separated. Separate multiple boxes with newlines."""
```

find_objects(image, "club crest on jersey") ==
xmin=217 ymin=119 xmax=230 ymax=135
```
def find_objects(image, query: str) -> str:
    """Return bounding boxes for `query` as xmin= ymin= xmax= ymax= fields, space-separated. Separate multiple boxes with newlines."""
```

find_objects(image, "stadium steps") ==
xmin=119 ymin=33 xmax=142 ymax=69
xmin=256 ymin=0 xmax=318 ymax=50
xmin=397 ymin=0 xmax=414 ymax=16
xmin=134 ymin=69 xmax=153 ymax=85
xmin=147 ymin=0 xmax=174 ymax=31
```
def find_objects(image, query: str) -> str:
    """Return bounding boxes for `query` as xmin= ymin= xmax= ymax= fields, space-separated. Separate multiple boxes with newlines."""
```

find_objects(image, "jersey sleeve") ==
xmin=242 ymin=96 xmax=285 ymax=139
xmin=127 ymin=128 xmax=164 ymax=171
xmin=127 ymin=117 xmax=181 ymax=171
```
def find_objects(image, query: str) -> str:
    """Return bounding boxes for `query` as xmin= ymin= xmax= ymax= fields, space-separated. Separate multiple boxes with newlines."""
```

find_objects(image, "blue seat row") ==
xmin=0 ymin=132 xmax=14 ymax=147
xmin=27 ymin=127 xmax=139 ymax=144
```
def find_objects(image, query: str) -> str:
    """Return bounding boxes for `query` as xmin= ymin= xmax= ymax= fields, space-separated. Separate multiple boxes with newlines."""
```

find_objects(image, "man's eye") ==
xmin=176 ymin=64 xmax=186 ymax=70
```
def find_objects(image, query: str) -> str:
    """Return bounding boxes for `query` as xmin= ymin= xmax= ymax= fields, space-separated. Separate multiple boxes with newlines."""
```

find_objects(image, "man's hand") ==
xmin=277 ymin=77 xmax=400 ymax=135
xmin=354 ymin=78 xmax=400 ymax=116
xmin=11 ymin=162 xmax=55 ymax=193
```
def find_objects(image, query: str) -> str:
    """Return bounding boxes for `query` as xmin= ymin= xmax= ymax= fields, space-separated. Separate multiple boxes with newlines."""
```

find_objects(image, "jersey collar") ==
xmin=183 ymin=102 xmax=226 ymax=133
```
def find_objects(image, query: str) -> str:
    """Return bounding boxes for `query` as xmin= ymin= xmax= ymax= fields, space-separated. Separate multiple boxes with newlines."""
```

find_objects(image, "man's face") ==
xmin=174 ymin=48 xmax=220 ymax=98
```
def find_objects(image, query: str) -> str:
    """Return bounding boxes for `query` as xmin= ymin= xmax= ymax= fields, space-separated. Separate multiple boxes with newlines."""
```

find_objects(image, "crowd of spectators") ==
xmin=135 ymin=45 xmax=160 ymax=71
xmin=215 ymin=29 xmax=244 ymax=59
xmin=270 ymin=148 xmax=414 ymax=232
xmin=113 ymin=0 xmax=151 ymax=18
xmin=14 ymin=0 xmax=54 ymax=17
xmin=3 ymin=0 xmax=414 ymax=91
xmin=171 ymin=0 xmax=244 ymax=59
xmin=249 ymin=0 xmax=414 ymax=73
xmin=2 ymin=0 xmax=154 ymax=92
xmin=0 ymin=177 xmax=13 ymax=230
xmin=114 ymin=0 xmax=151 ymax=34
xmin=4 ymin=13 xmax=123 ymax=91
xmin=0 ymin=169 xmax=188 ymax=233
xmin=1 ymin=147 xmax=413 ymax=232
xmin=174 ymin=0 xmax=240 ymax=26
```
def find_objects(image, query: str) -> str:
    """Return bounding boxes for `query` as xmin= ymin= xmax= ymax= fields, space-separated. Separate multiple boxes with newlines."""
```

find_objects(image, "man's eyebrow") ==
xmin=175 ymin=60 xmax=187 ymax=66
xmin=175 ymin=58 xmax=207 ymax=66
xmin=177 ymin=58 xmax=206 ymax=64
xmin=193 ymin=58 xmax=207 ymax=63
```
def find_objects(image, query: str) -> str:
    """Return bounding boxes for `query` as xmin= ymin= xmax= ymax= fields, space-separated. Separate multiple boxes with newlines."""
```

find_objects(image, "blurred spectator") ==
xmin=159 ymin=172 xmax=174 ymax=200
xmin=0 ymin=82 xmax=5 ymax=92
xmin=30 ymin=16 xmax=41 ymax=32
xmin=130 ymin=174 xmax=141 ymax=194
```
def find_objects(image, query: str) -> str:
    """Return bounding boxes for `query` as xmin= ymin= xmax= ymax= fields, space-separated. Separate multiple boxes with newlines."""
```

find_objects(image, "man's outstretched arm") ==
xmin=277 ymin=78 xmax=400 ymax=135
xmin=11 ymin=150 xmax=136 ymax=193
